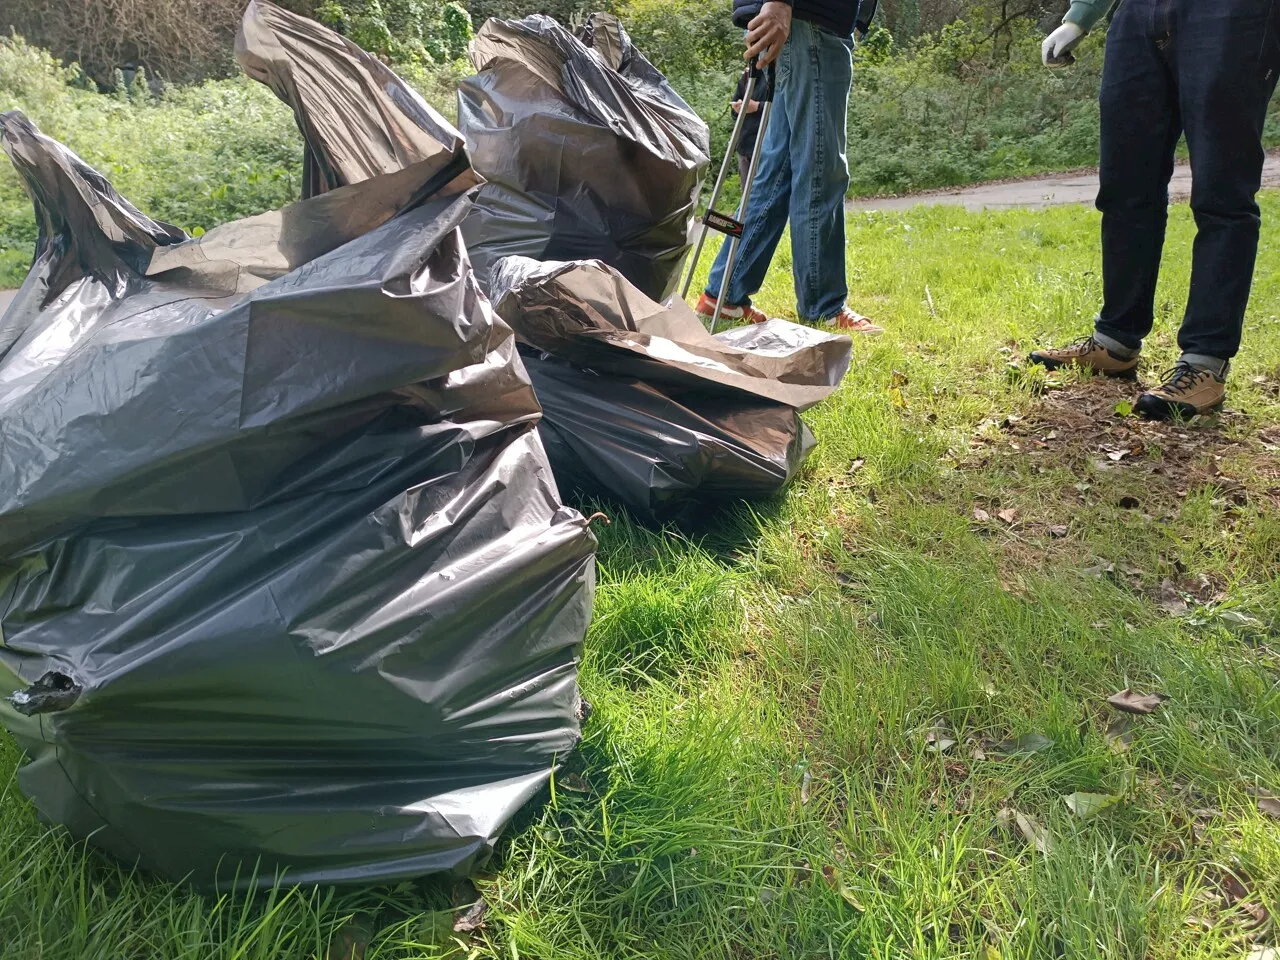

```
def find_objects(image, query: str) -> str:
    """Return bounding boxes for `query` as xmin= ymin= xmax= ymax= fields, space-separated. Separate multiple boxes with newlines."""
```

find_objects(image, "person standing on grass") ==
xmin=731 ymin=65 xmax=771 ymax=186
xmin=695 ymin=0 xmax=883 ymax=335
xmin=1030 ymin=0 xmax=1280 ymax=420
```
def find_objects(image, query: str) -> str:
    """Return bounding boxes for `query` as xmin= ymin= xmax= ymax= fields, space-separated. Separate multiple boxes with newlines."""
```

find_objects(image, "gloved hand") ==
xmin=1041 ymin=21 xmax=1085 ymax=68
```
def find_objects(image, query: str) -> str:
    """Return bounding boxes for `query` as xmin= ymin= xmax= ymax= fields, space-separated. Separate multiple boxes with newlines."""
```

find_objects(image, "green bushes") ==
xmin=314 ymin=0 xmax=473 ymax=65
xmin=846 ymin=19 xmax=1108 ymax=195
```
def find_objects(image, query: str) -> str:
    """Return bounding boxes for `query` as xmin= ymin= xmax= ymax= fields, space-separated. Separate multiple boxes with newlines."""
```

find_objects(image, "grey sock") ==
xmin=1092 ymin=330 xmax=1140 ymax=359
xmin=1179 ymin=353 xmax=1229 ymax=378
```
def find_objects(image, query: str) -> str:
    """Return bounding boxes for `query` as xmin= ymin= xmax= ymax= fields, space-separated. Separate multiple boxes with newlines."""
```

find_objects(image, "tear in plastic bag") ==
xmin=0 ymin=103 xmax=596 ymax=888
xmin=458 ymin=13 xmax=710 ymax=302
xmin=490 ymin=257 xmax=851 ymax=526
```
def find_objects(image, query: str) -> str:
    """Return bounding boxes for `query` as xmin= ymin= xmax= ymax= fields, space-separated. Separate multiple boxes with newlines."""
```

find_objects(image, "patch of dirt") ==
xmin=968 ymin=377 xmax=1279 ymax=510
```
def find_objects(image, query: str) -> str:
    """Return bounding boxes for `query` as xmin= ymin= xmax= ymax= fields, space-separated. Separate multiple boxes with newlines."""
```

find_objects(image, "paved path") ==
xmin=847 ymin=154 xmax=1280 ymax=213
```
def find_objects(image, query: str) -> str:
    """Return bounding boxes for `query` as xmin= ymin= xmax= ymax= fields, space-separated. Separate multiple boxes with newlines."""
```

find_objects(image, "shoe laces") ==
xmin=1159 ymin=361 xmax=1202 ymax=393
xmin=1065 ymin=334 xmax=1100 ymax=353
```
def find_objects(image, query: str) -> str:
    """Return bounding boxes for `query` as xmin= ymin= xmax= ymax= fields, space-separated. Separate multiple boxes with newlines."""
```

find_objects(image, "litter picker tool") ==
xmin=680 ymin=56 xmax=776 ymax=333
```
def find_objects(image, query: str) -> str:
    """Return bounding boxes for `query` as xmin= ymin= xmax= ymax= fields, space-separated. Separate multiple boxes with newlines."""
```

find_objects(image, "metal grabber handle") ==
xmin=680 ymin=57 xmax=777 ymax=333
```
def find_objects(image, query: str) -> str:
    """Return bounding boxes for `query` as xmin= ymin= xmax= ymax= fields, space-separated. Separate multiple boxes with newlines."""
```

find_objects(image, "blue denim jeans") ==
xmin=1094 ymin=0 xmax=1280 ymax=368
xmin=705 ymin=18 xmax=854 ymax=322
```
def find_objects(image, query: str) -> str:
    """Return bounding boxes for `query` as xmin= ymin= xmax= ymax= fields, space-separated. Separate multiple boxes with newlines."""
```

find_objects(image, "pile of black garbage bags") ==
xmin=0 ymin=0 xmax=850 ymax=887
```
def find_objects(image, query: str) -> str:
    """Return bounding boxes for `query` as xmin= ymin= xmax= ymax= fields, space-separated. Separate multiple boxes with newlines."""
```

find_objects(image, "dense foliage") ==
xmin=4 ymin=1 xmax=1280 ymax=286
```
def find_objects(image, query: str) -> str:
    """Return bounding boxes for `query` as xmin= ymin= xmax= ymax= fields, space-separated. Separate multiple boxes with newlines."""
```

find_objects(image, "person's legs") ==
xmin=1092 ymin=0 xmax=1183 ymax=355
xmin=738 ymin=153 xmax=752 ymax=185
xmin=1170 ymin=0 xmax=1280 ymax=370
xmin=783 ymin=19 xmax=853 ymax=322
xmin=704 ymin=39 xmax=796 ymax=307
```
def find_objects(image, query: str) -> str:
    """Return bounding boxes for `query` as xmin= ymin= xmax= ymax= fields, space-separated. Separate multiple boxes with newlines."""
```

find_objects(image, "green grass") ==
xmin=4 ymin=197 xmax=1280 ymax=959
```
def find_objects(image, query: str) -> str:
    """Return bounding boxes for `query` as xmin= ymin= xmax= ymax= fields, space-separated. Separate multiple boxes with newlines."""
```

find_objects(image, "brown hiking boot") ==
xmin=1135 ymin=362 xmax=1226 ymax=420
xmin=1028 ymin=335 xmax=1139 ymax=379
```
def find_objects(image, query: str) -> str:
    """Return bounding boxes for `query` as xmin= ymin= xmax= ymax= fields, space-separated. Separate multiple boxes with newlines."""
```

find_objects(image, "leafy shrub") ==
xmin=316 ymin=0 xmax=473 ymax=64
xmin=0 ymin=34 xmax=454 ymax=287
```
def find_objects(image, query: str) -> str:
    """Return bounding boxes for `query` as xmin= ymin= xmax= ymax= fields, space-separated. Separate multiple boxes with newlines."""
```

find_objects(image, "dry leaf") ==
xmin=1107 ymin=689 xmax=1168 ymax=715
xmin=989 ymin=733 xmax=1053 ymax=756
xmin=453 ymin=898 xmax=489 ymax=934
xmin=1014 ymin=810 xmax=1054 ymax=854
xmin=1063 ymin=792 xmax=1122 ymax=819
xmin=800 ymin=769 xmax=812 ymax=805
xmin=925 ymin=721 xmax=957 ymax=754
xmin=558 ymin=773 xmax=590 ymax=793
xmin=1219 ymin=870 xmax=1249 ymax=905
xmin=1105 ymin=715 xmax=1134 ymax=752
xmin=848 ymin=458 xmax=866 ymax=474
xmin=1119 ymin=495 xmax=1142 ymax=509
xmin=997 ymin=508 xmax=1019 ymax=525
xmin=1158 ymin=579 xmax=1189 ymax=616
xmin=1048 ymin=524 xmax=1069 ymax=538
xmin=1107 ymin=450 xmax=1129 ymax=462
xmin=973 ymin=507 xmax=991 ymax=523
xmin=1083 ymin=561 xmax=1116 ymax=579
xmin=1259 ymin=796 xmax=1280 ymax=820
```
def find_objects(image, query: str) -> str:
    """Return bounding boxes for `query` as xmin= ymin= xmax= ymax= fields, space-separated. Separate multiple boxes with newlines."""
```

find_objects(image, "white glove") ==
xmin=1041 ymin=22 xmax=1085 ymax=68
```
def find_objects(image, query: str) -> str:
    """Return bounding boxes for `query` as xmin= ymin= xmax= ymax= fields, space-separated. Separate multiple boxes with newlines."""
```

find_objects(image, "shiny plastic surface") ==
xmin=490 ymin=257 xmax=852 ymax=526
xmin=458 ymin=13 xmax=710 ymax=302
xmin=0 ymin=107 xmax=596 ymax=888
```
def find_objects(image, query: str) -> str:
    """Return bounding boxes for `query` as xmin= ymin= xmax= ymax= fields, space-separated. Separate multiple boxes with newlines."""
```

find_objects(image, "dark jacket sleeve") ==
xmin=733 ymin=0 xmax=792 ymax=29
xmin=856 ymin=0 xmax=878 ymax=34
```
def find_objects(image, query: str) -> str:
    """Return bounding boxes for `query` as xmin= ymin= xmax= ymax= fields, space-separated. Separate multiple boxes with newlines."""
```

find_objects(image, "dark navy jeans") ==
xmin=1094 ymin=0 xmax=1280 ymax=367
xmin=705 ymin=18 xmax=854 ymax=322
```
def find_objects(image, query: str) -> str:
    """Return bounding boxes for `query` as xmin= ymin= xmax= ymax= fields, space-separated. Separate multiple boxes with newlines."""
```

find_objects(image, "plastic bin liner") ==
xmin=0 ymin=111 xmax=597 ymax=888
xmin=489 ymin=257 xmax=851 ymax=525
xmin=457 ymin=13 xmax=710 ymax=302
xmin=235 ymin=0 xmax=465 ymax=199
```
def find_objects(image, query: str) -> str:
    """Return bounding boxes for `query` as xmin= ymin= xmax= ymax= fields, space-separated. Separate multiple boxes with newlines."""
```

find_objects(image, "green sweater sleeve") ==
xmin=1063 ymin=0 xmax=1118 ymax=33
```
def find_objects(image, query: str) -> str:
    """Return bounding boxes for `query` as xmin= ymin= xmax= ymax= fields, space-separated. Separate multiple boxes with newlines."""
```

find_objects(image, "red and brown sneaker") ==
xmin=1029 ymin=335 xmax=1139 ymax=378
xmin=823 ymin=307 xmax=884 ymax=336
xmin=695 ymin=292 xmax=768 ymax=325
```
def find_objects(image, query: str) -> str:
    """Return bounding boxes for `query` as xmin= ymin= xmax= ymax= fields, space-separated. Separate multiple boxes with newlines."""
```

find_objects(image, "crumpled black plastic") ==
xmin=0 ymin=98 xmax=596 ymax=888
xmin=489 ymin=257 xmax=852 ymax=527
xmin=458 ymin=13 xmax=710 ymax=302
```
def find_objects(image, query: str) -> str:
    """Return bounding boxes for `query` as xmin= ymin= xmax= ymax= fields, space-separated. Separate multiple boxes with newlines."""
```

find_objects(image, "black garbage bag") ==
xmin=235 ymin=0 xmax=464 ymax=199
xmin=0 ymin=111 xmax=597 ymax=888
xmin=458 ymin=13 xmax=710 ymax=302
xmin=489 ymin=257 xmax=851 ymax=526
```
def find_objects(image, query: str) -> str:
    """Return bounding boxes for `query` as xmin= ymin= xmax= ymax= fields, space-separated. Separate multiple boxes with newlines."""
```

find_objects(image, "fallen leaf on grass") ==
xmin=800 ymin=769 xmax=812 ymax=805
xmin=1107 ymin=450 xmax=1130 ymax=462
xmin=1218 ymin=610 xmax=1264 ymax=633
xmin=1115 ymin=400 xmax=1134 ymax=417
xmin=925 ymin=721 xmax=957 ymax=754
xmin=1083 ymin=561 xmax=1116 ymax=579
xmin=997 ymin=508 xmax=1019 ymax=525
xmin=1063 ymin=792 xmax=1122 ymax=819
xmin=1259 ymin=796 xmax=1280 ymax=820
xmin=999 ymin=807 xmax=1054 ymax=854
xmin=990 ymin=732 xmax=1053 ymax=756
xmin=1048 ymin=524 xmax=1069 ymax=538
xmin=1118 ymin=495 xmax=1142 ymax=509
xmin=973 ymin=507 xmax=991 ymax=522
xmin=453 ymin=899 xmax=488 ymax=934
xmin=848 ymin=458 xmax=865 ymax=474
xmin=1105 ymin=715 xmax=1134 ymax=752
xmin=1158 ymin=579 xmax=1189 ymax=616
xmin=558 ymin=773 xmax=591 ymax=793
xmin=1108 ymin=689 xmax=1169 ymax=715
